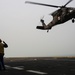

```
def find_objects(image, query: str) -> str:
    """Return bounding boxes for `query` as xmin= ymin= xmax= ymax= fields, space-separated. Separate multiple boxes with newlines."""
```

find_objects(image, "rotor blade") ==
xmin=64 ymin=0 xmax=73 ymax=7
xmin=25 ymin=1 xmax=61 ymax=8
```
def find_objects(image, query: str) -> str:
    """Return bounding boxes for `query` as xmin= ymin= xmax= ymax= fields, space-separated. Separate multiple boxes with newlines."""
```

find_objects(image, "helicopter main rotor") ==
xmin=25 ymin=0 xmax=73 ymax=8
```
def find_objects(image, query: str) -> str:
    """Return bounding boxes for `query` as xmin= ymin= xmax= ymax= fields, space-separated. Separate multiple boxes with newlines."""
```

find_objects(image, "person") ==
xmin=0 ymin=39 xmax=8 ymax=71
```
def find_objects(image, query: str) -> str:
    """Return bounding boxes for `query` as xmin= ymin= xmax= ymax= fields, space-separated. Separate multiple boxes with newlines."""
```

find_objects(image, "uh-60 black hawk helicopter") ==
xmin=25 ymin=0 xmax=75 ymax=32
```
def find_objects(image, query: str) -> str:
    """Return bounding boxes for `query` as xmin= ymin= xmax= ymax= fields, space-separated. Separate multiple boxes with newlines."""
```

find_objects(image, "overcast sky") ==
xmin=0 ymin=0 xmax=75 ymax=57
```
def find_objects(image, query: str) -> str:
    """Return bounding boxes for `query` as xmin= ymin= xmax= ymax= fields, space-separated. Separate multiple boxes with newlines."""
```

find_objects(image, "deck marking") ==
xmin=12 ymin=67 xmax=24 ymax=70
xmin=26 ymin=70 xmax=47 ymax=74
xmin=5 ymin=65 xmax=24 ymax=70
xmin=5 ymin=65 xmax=48 ymax=74
xmin=5 ymin=65 xmax=11 ymax=69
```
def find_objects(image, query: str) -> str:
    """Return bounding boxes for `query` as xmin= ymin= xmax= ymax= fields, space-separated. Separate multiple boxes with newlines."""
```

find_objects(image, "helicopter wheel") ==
xmin=72 ymin=18 xmax=75 ymax=23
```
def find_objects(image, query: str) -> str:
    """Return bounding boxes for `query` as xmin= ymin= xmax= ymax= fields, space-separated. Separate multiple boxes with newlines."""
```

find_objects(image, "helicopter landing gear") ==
xmin=72 ymin=18 xmax=75 ymax=23
xmin=47 ymin=30 xmax=49 ymax=33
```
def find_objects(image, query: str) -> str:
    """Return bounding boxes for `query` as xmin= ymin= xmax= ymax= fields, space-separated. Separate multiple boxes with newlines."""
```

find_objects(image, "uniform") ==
xmin=0 ymin=39 xmax=8 ymax=70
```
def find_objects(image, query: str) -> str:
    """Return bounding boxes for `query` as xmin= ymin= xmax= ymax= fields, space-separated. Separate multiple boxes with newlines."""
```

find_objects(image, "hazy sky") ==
xmin=0 ymin=0 xmax=75 ymax=57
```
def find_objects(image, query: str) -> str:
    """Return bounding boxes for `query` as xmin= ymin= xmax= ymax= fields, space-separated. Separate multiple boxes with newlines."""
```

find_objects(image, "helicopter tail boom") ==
xmin=36 ymin=26 xmax=45 ymax=30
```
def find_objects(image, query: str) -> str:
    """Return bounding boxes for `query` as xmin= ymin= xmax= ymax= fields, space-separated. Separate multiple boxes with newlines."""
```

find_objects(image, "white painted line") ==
xmin=26 ymin=70 xmax=47 ymax=74
xmin=5 ymin=65 xmax=11 ymax=68
xmin=12 ymin=67 xmax=24 ymax=70
xmin=5 ymin=65 xmax=24 ymax=70
xmin=5 ymin=65 xmax=11 ymax=69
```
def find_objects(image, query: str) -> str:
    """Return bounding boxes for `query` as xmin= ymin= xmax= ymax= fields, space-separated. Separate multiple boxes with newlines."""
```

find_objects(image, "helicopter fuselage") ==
xmin=26 ymin=0 xmax=75 ymax=31
xmin=51 ymin=7 xmax=75 ymax=26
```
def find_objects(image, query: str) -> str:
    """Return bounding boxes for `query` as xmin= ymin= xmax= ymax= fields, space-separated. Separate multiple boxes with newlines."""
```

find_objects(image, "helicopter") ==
xmin=25 ymin=0 xmax=75 ymax=32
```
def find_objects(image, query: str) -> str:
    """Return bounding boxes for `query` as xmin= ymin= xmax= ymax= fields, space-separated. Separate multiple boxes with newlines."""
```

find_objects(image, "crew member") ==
xmin=0 ymin=39 xmax=8 ymax=70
